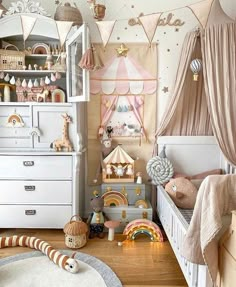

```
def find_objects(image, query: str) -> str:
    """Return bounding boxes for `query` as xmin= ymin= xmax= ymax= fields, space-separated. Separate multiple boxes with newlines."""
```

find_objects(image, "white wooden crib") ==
xmin=156 ymin=136 xmax=233 ymax=287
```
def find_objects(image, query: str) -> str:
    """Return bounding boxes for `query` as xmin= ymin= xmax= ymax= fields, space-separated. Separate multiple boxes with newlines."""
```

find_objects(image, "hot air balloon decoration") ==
xmin=190 ymin=58 xmax=202 ymax=81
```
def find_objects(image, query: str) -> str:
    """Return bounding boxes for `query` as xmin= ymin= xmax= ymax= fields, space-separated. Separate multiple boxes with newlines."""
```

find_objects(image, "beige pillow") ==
xmin=165 ymin=177 xmax=198 ymax=209
xmin=190 ymin=179 xmax=203 ymax=189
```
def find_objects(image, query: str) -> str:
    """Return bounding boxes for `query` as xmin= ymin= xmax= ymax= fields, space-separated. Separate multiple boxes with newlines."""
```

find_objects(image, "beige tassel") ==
xmin=92 ymin=46 xmax=104 ymax=71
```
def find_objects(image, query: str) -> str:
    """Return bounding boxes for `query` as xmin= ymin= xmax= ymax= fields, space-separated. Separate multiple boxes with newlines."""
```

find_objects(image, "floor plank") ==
xmin=0 ymin=229 xmax=187 ymax=286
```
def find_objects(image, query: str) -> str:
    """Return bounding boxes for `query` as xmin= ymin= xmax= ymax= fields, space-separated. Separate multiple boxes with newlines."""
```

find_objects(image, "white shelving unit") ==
xmin=0 ymin=13 xmax=90 ymax=228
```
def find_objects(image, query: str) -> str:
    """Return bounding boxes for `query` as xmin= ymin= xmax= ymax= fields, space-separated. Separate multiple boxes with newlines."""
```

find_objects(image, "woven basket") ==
xmin=54 ymin=2 xmax=83 ymax=26
xmin=0 ymin=44 xmax=25 ymax=70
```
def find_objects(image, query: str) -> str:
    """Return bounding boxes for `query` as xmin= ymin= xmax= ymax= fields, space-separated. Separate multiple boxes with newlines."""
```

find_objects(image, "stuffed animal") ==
xmin=87 ymin=194 xmax=109 ymax=239
xmin=93 ymin=134 xmax=114 ymax=183
xmin=165 ymin=177 xmax=198 ymax=209
xmin=0 ymin=235 xmax=79 ymax=273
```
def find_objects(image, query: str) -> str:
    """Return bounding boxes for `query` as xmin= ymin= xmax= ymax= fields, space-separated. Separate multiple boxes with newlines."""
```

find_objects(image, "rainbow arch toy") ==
xmin=101 ymin=190 xmax=128 ymax=207
xmin=123 ymin=219 xmax=164 ymax=242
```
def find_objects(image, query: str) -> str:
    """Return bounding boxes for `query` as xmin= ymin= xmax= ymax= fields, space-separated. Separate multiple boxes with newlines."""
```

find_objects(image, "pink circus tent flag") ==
xmin=90 ymin=43 xmax=157 ymax=95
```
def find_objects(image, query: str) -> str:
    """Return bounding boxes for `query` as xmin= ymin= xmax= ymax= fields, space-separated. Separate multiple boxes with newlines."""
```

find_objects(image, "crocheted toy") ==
xmin=0 ymin=235 xmax=79 ymax=273
xmin=146 ymin=145 xmax=174 ymax=185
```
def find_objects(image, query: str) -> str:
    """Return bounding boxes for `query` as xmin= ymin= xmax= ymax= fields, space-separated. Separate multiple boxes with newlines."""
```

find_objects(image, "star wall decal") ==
xmin=162 ymin=86 xmax=169 ymax=93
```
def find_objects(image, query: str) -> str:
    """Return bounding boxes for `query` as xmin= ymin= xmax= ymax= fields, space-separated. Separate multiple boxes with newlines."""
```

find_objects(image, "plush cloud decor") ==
xmin=165 ymin=177 xmax=198 ymax=209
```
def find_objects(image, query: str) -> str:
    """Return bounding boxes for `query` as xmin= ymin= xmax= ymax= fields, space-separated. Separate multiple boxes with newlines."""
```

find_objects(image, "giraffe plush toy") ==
xmin=52 ymin=113 xmax=73 ymax=151
xmin=0 ymin=235 xmax=79 ymax=273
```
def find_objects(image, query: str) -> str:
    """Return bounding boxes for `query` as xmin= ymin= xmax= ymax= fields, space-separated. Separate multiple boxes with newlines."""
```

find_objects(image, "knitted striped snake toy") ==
xmin=0 ymin=235 xmax=79 ymax=273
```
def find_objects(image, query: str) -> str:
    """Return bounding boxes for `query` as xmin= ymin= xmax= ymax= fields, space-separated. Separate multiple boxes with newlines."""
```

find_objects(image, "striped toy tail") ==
xmin=0 ymin=235 xmax=79 ymax=273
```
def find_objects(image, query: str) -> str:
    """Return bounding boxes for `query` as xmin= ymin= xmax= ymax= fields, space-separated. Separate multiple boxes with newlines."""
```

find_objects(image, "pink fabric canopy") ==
xmin=90 ymin=55 xmax=157 ymax=95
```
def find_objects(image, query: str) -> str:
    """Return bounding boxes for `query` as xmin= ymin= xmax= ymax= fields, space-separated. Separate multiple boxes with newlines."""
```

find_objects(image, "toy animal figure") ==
xmin=37 ymin=89 xmax=49 ymax=102
xmin=0 ymin=235 xmax=79 ymax=273
xmin=52 ymin=113 xmax=73 ymax=152
xmin=87 ymin=194 xmax=109 ymax=239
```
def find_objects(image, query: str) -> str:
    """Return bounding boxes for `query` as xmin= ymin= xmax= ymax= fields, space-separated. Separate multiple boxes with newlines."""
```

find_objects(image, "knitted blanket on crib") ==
xmin=181 ymin=174 xmax=236 ymax=284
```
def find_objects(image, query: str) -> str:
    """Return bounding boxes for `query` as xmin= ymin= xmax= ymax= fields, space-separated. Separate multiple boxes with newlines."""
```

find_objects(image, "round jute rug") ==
xmin=0 ymin=250 xmax=122 ymax=287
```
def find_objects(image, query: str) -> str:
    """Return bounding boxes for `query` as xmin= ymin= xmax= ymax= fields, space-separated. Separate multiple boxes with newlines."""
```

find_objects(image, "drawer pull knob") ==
xmin=25 ymin=210 xmax=36 ymax=215
xmin=24 ymin=185 xmax=36 ymax=191
xmin=23 ymin=161 xmax=34 ymax=166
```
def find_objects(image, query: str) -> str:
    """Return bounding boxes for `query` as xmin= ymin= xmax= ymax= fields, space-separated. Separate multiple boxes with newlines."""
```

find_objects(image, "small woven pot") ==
xmin=63 ymin=215 xmax=88 ymax=249
xmin=54 ymin=2 xmax=83 ymax=26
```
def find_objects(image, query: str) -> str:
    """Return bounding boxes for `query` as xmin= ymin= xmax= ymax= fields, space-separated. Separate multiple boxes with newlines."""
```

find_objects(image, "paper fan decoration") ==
xmin=146 ymin=146 xmax=174 ymax=185
xmin=101 ymin=190 xmax=128 ymax=207
xmin=6 ymin=113 xmax=24 ymax=127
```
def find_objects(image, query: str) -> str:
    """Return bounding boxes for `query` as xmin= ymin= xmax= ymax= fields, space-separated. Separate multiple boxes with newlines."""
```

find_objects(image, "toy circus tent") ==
xmin=103 ymin=145 xmax=134 ymax=183
xmin=90 ymin=44 xmax=157 ymax=95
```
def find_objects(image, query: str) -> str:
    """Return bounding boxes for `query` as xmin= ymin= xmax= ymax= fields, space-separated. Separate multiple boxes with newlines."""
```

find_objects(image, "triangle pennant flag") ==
xmin=20 ymin=15 xmax=37 ymax=42
xmin=139 ymin=13 xmax=162 ymax=44
xmin=96 ymin=21 xmax=116 ymax=47
xmin=187 ymin=0 xmax=214 ymax=28
xmin=55 ymin=21 xmax=73 ymax=48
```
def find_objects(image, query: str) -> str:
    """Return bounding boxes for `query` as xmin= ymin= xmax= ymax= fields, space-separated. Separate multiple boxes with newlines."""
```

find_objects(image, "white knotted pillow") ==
xmin=146 ymin=155 xmax=174 ymax=185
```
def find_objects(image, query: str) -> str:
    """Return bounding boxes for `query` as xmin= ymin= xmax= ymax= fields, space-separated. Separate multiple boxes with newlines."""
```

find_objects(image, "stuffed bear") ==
xmin=86 ymin=194 xmax=109 ymax=239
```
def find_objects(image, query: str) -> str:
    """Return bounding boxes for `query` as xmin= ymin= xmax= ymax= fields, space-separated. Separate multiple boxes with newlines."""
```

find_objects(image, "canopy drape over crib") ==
xmin=156 ymin=0 xmax=236 ymax=166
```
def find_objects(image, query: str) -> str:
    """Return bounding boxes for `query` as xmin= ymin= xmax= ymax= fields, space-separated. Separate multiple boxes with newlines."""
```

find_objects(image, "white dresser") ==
xmin=0 ymin=13 xmax=89 ymax=228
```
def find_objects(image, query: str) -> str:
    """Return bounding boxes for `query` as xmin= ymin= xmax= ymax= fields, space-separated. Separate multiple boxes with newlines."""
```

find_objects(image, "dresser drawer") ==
xmin=0 ymin=181 xmax=72 ymax=204
xmin=0 ymin=138 xmax=31 ymax=148
xmin=0 ymin=155 xmax=72 ymax=179
xmin=0 ymin=205 xmax=72 ymax=228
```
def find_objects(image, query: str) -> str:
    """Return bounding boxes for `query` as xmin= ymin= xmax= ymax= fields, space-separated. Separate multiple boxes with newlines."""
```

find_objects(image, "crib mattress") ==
xmin=178 ymin=208 xmax=193 ymax=225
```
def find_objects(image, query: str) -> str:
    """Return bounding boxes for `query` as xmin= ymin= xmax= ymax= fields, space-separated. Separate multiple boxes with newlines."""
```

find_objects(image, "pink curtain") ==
xmin=156 ymin=31 xmax=213 ymax=136
xmin=201 ymin=23 xmax=236 ymax=166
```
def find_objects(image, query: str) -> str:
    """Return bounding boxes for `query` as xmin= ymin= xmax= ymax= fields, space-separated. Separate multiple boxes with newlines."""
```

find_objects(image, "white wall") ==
xmin=3 ymin=0 xmax=235 ymax=125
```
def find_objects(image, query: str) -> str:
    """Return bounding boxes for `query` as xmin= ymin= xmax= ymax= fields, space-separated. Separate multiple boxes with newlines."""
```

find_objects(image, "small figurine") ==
xmin=106 ymin=164 xmax=113 ymax=178
xmin=86 ymin=193 xmax=109 ymax=239
xmin=106 ymin=126 xmax=113 ymax=138
xmin=136 ymin=172 xmax=142 ymax=184
xmin=126 ymin=164 xmax=133 ymax=177
xmin=112 ymin=164 xmax=127 ymax=178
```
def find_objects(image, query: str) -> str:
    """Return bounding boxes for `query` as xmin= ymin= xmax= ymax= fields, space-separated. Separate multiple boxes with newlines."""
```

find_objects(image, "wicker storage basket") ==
xmin=54 ymin=2 xmax=83 ymax=26
xmin=63 ymin=215 xmax=88 ymax=249
xmin=0 ymin=44 xmax=25 ymax=70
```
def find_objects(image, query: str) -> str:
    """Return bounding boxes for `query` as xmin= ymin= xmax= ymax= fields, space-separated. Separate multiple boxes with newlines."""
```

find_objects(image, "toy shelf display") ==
xmin=101 ymin=183 xmax=153 ymax=232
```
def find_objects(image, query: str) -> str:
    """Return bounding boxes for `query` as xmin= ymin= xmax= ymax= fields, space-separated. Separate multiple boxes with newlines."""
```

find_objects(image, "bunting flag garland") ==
xmin=20 ymin=15 xmax=37 ymax=42
xmin=187 ymin=0 xmax=214 ymax=28
xmin=138 ymin=13 xmax=162 ymax=45
xmin=96 ymin=20 xmax=116 ymax=47
xmin=55 ymin=21 xmax=73 ymax=48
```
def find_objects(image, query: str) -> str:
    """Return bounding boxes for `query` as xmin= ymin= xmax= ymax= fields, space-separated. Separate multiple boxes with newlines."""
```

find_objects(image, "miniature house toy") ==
xmin=63 ymin=215 xmax=88 ymax=249
xmin=102 ymin=145 xmax=134 ymax=183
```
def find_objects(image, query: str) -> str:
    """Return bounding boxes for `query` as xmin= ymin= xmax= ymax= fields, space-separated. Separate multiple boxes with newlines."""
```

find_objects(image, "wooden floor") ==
xmin=0 ymin=229 xmax=187 ymax=287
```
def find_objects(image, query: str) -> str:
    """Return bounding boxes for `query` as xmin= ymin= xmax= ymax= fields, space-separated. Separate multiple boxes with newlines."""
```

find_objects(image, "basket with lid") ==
xmin=54 ymin=2 xmax=83 ymax=26
xmin=63 ymin=215 xmax=88 ymax=249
